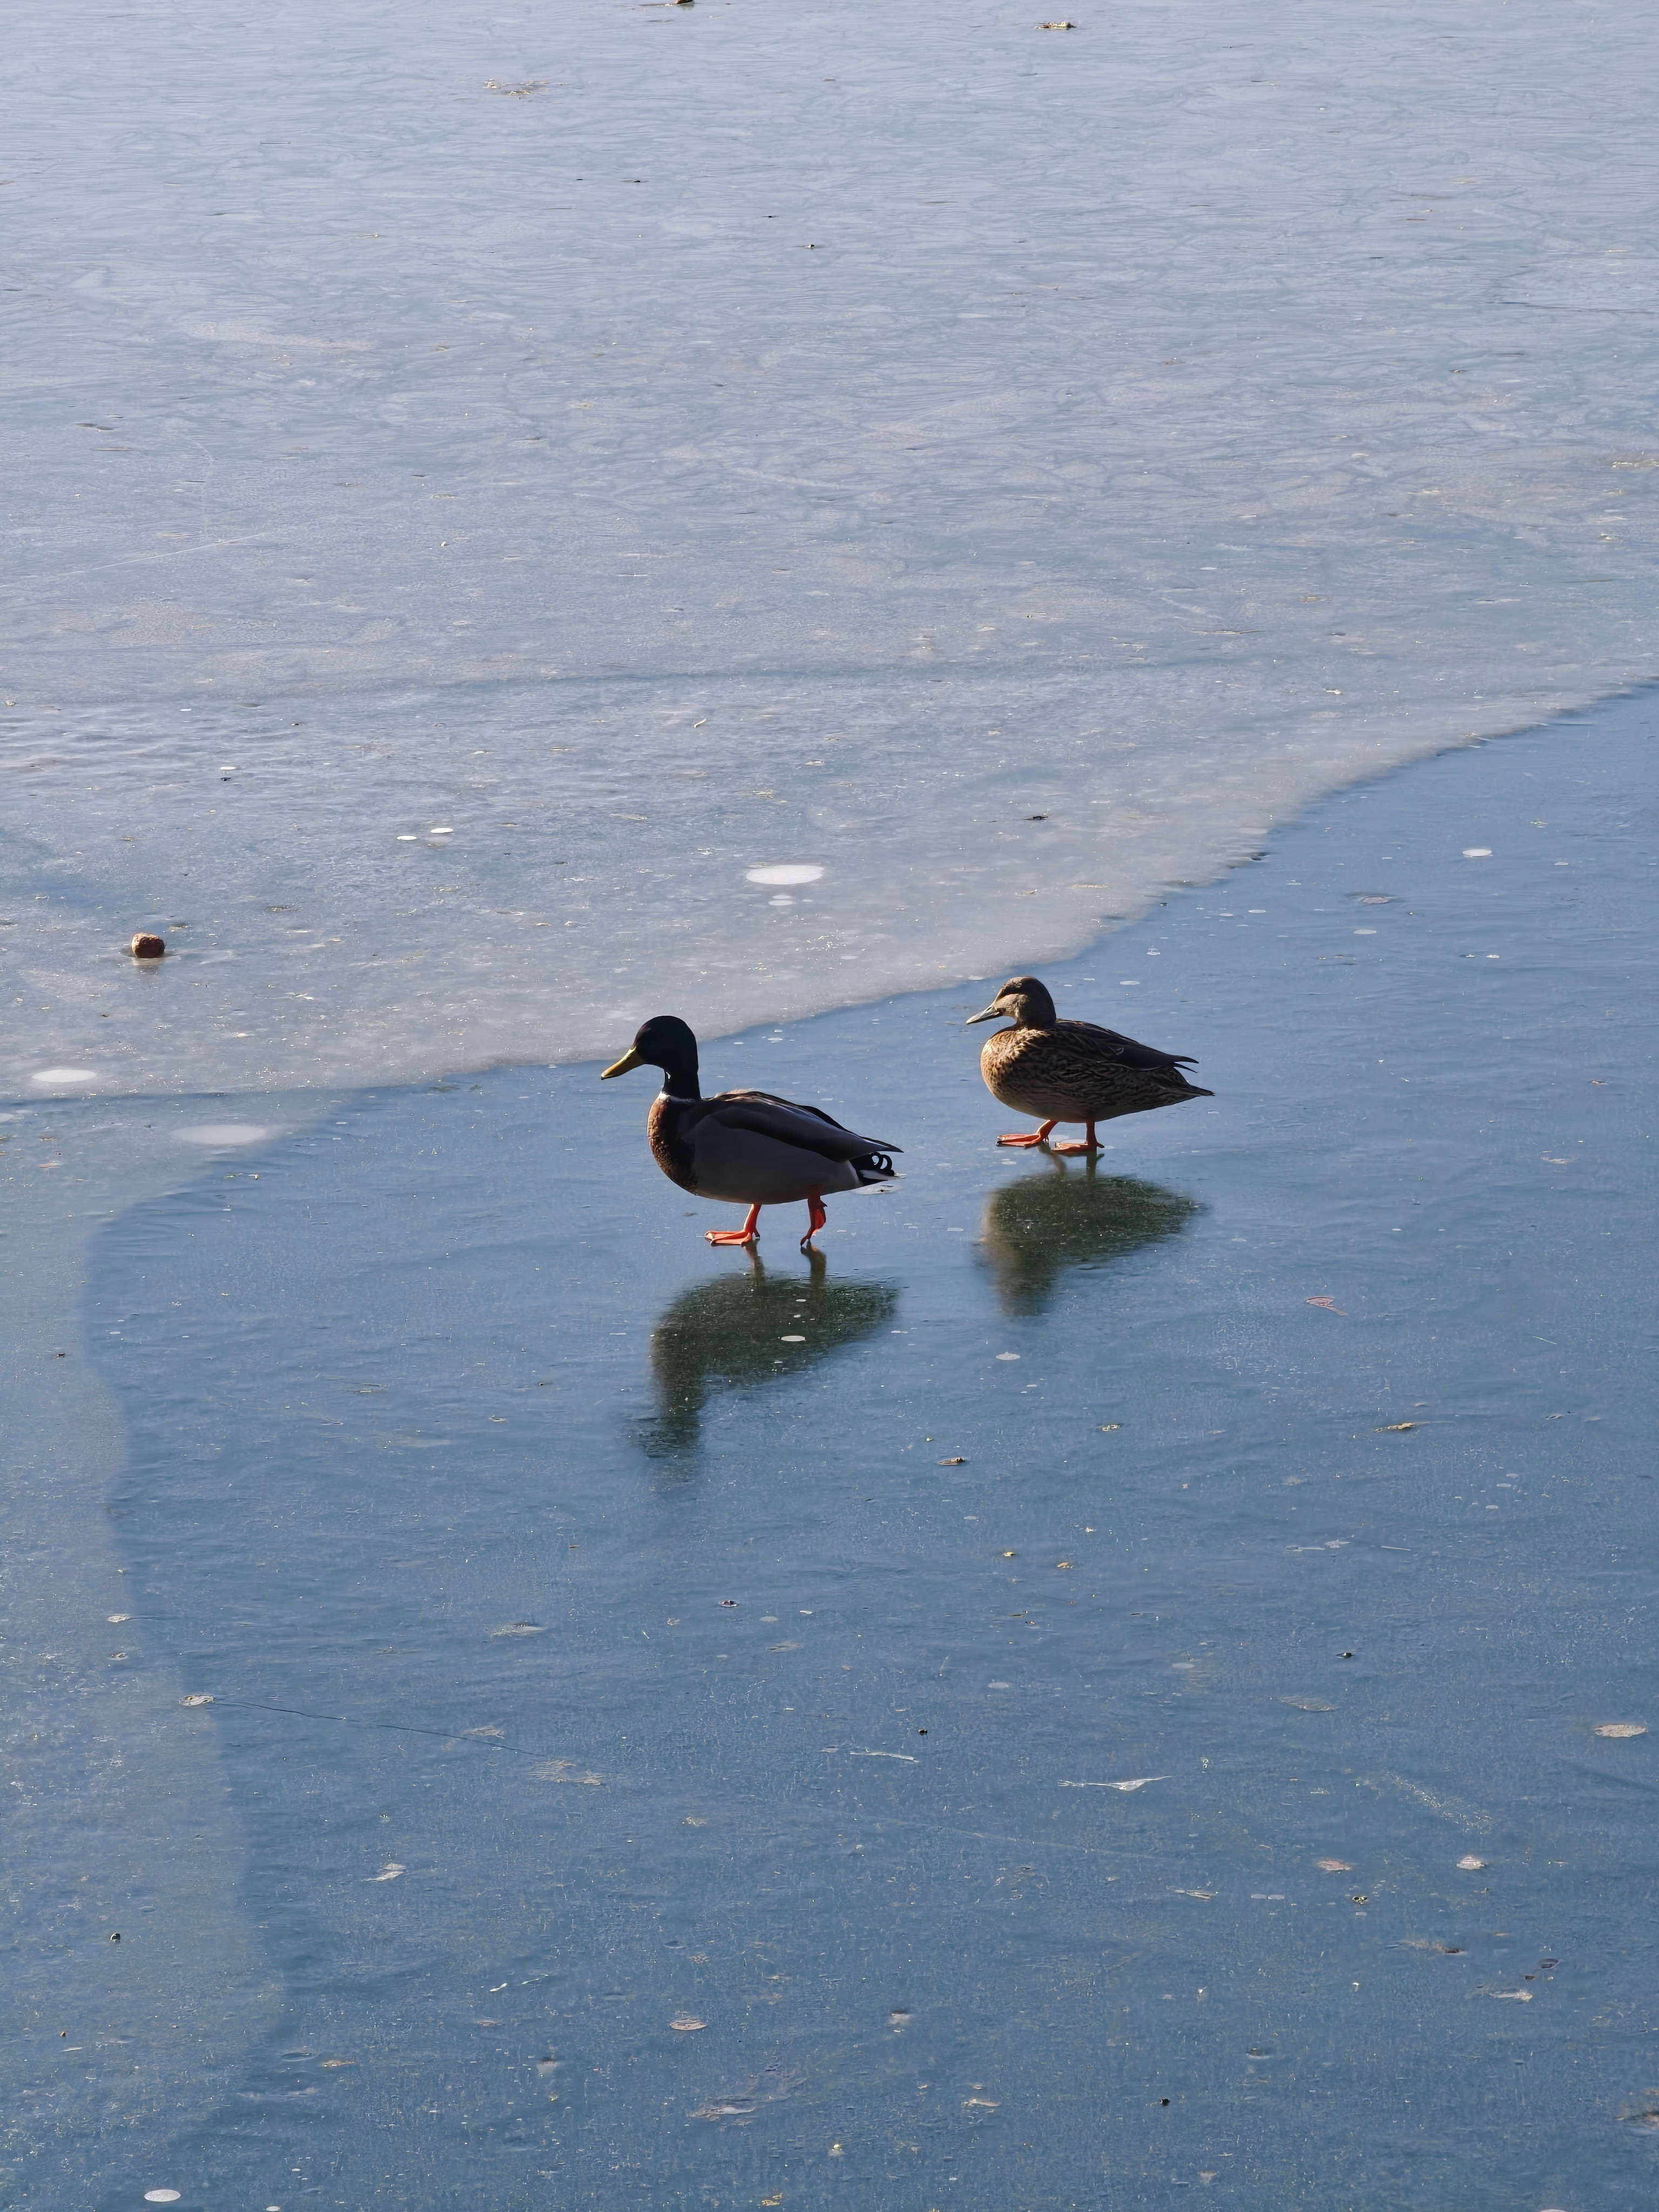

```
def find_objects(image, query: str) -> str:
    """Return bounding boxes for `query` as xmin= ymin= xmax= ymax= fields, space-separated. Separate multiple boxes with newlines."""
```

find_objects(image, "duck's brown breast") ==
xmin=648 ymin=1094 xmax=700 ymax=1190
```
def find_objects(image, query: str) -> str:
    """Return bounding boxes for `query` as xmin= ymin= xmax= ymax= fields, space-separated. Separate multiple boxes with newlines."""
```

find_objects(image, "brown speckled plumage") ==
xmin=967 ymin=975 xmax=1211 ymax=1148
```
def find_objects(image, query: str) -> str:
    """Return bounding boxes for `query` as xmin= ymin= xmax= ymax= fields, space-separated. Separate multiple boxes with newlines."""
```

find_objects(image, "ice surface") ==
xmin=5 ymin=0 xmax=1658 ymax=1096
xmin=8 ymin=692 xmax=1657 ymax=2208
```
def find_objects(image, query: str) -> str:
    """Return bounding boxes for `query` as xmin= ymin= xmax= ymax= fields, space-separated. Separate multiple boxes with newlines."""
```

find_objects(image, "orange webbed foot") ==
xmin=800 ymin=1193 xmax=828 ymax=1252
xmin=996 ymin=1119 xmax=1058 ymax=1149
xmin=706 ymin=1203 xmax=762 ymax=1246
xmin=1048 ymin=1121 xmax=1099 ymax=1156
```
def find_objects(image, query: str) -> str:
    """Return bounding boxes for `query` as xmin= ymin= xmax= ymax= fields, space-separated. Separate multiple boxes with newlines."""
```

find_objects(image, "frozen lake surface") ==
xmin=5 ymin=0 xmax=1659 ymax=1091
xmin=6 ymin=3 xmax=1659 ymax=2204
xmin=6 ymin=693 xmax=1656 ymax=2208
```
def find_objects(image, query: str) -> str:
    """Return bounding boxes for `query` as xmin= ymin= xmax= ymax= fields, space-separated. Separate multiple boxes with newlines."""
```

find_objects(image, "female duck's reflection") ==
xmin=977 ymin=1157 xmax=1198 ymax=1316
xmin=642 ymin=1252 xmax=898 ymax=1452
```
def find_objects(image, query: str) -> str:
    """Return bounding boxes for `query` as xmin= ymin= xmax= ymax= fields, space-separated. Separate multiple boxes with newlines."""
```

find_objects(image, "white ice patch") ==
xmin=5 ymin=3 xmax=1658 ymax=1097
xmin=31 ymin=1068 xmax=99 ymax=1087
xmin=177 ymin=1124 xmax=274 ymax=1147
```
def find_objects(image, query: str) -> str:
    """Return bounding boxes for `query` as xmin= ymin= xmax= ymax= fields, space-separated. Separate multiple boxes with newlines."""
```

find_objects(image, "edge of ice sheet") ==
xmin=3 ymin=681 xmax=1651 ymax=1101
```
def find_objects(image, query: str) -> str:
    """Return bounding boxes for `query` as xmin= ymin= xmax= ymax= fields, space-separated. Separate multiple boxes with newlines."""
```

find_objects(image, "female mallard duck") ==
xmin=601 ymin=1014 xmax=899 ymax=1249
xmin=966 ymin=975 xmax=1211 ymax=1152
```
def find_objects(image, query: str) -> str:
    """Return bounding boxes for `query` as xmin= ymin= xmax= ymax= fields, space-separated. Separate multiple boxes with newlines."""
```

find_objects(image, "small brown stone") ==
xmin=130 ymin=933 xmax=165 ymax=959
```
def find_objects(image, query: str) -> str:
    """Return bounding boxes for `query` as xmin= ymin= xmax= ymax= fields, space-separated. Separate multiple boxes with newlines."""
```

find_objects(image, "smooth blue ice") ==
xmin=8 ymin=698 xmax=1658 ymax=2207
xmin=5 ymin=0 xmax=1659 ymax=1093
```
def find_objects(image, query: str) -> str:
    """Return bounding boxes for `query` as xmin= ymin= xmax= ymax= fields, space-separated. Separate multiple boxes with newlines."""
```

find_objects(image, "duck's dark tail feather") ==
xmin=853 ymin=1151 xmax=899 ymax=1185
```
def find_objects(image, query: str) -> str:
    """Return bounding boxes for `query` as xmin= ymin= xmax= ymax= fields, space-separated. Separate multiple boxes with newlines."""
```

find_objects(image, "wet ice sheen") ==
xmin=17 ymin=700 xmax=1651 ymax=2210
xmin=5 ymin=0 xmax=1659 ymax=1096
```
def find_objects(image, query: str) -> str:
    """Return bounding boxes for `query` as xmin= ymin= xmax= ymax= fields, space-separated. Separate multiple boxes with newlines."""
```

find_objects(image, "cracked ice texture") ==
xmin=3 ymin=0 xmax=1656 ymax=1094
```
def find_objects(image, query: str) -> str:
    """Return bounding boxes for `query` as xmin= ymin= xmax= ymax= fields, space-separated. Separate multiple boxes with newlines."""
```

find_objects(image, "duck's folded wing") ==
xmin=708 ymin=1090 xmax=900 ymax=1162
xmin=1067 ymin=1022 xmax=1198 ymax=1071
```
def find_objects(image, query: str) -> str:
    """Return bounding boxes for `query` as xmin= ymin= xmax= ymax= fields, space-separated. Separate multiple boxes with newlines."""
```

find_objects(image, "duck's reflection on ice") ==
xmin=642 ymin=1252 xmax=898 ymax=1451
xmin=977 ymin=1158 xmax=1199 ymax=1316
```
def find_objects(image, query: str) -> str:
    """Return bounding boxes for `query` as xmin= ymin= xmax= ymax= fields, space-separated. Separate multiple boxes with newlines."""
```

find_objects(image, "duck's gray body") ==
xmin=648 ymin=1088 xmax=896 ymax=1206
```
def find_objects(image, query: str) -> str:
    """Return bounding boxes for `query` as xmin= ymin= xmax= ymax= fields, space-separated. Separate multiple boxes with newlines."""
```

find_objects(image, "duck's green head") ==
xmin=601 ymin=1014 xmax=701 ymax=1095
xmin=966 ymin=975 xmax=1057 ymax=1029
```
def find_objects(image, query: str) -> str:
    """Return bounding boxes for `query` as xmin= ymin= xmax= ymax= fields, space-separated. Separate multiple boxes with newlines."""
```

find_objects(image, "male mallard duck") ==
xmin=601 ymin=1014 xmax=899 ymax=1249
xmin=966 ymin=975 xmax=1211 ymax=1152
